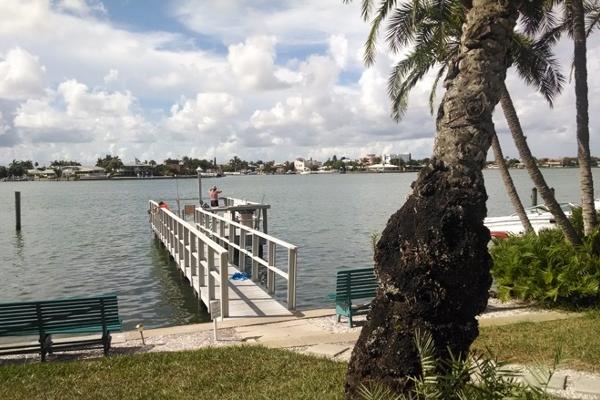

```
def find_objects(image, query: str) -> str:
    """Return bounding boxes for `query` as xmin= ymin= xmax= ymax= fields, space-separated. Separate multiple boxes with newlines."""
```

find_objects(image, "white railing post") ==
xmin=287 ymin=247 xmax=297 ymax=310
xmin=199 ymin=239 xmax=206 ymax=286
xmin=239 ymin=229 xmax=246 ymax=273
xmin=267 ymin=242 xmax=276 ymax=294
xmin=251 ymin=234 xmax=259 ymax=281
xmin=207 ymin=248 xmax=215 ymax=302
xmin=220 ymin=251 xmax=229 ymax=318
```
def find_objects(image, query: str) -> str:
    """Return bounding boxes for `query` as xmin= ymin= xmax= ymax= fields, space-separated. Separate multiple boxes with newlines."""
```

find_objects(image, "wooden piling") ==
xmin=531 ymin=187 xmax=538 ymax=207
xmin=15 ymin=191 xmax=21 ymax=231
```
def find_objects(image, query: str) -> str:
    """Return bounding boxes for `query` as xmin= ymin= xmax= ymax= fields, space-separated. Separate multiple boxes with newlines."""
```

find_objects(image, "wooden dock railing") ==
xmin=194 ymin=207 xmax=298 ymax=310
xmin=149 ymin=201 xmax=230 ymax=317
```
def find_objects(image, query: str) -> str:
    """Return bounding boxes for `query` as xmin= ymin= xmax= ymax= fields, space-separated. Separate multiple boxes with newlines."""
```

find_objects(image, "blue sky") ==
xmin=0 ymin=0 xmax=598 ymax=165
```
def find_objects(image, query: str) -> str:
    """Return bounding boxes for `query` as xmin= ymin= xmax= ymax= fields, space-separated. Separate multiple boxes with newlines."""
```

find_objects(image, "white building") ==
xmin=294 ymin=157 xmax=321 ymax=172
xmin=382 ymin=153 xmax=411 ymax=164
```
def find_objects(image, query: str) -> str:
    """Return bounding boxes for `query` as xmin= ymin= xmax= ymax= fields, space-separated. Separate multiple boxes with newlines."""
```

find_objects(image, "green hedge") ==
xmin=490 ymin=225 xmax=600 ymax=307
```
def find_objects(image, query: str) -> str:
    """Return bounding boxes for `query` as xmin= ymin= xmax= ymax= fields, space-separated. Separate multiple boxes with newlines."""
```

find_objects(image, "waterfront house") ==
xmin=27 ymin=168 xmax=57 ymax=180
xmin=117 ymin=163 xmax=154 ymax=177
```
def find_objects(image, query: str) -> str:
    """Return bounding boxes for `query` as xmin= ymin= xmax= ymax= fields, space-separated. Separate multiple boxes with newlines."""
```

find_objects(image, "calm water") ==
xmin=1 ymin=169 xmax=598 ymax=329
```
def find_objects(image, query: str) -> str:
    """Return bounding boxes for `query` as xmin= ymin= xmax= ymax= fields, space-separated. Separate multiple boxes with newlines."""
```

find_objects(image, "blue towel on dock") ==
xmin=231 ymin=272 xmax=250 ymax=281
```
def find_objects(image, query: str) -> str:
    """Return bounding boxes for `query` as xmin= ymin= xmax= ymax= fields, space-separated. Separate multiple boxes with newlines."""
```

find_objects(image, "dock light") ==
xmin=136 ymin=323 xmax=145 ymax=345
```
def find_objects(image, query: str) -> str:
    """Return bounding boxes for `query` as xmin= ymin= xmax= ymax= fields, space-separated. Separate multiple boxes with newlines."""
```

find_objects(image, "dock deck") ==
xmin=149 ymin=200 xmax=297 ymax=320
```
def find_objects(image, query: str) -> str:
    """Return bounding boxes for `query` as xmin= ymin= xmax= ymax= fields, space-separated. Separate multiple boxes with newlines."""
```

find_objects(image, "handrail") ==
xmin=195 ymin=206 xmax=297 ymax=250
xmin=194 ymin=206 xmax=298 ymax=309
xmin=149 ymin=200 xmax=229 ymax=318
xmin=150 ymin=201 xmax=227 ymax=255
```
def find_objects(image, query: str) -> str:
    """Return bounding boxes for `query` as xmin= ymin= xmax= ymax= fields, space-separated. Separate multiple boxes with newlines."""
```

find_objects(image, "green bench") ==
xmin=328 ymin=268 xmax=377 ymax=327
xmin=0 ymin=294 xmax=122 ymax=362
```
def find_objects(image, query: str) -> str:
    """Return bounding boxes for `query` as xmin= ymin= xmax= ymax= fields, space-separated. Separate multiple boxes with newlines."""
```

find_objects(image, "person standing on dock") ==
xmin=209 ymin=186 xmax=222 ymax=207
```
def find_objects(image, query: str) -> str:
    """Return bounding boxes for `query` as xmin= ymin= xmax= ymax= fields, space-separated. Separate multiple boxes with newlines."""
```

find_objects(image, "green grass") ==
xmin=3 ymin=313 xmax=600 ymax=399
xmin=0 ymin=346 xmax=347 ymax=400
xmin=474 ymin=310 xmax=600 ymax=372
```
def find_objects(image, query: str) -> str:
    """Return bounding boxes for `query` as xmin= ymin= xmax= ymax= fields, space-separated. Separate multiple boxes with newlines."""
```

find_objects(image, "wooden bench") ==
xmin=0 ymin=294 xmax=122 ymax=361
xmin=328 ymin=268 xmax=377 ymax=327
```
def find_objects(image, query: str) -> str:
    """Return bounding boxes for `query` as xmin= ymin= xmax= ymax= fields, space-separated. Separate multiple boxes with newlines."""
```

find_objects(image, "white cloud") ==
xmin=55 ymin=0 xmax=107 ymax=16
xmin=103 ymin=68 xmax=118 ymax=83
xmin=167 ymin=92 xmax=239 ymax=137
xmin=0 ymin=47 xmax=46 ymax=100
xmin=227 ymin=36 xmax=288 ymax=90
xmin=14 ymin=79 xmax=154 ymax=143
xmin=329 ymin=34 xmax=348 ymax=69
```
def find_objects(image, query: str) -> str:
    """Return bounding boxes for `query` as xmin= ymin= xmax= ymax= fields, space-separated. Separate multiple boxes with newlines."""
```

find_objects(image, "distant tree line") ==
xmin=4 ymin=153 xmax=600 ymax=180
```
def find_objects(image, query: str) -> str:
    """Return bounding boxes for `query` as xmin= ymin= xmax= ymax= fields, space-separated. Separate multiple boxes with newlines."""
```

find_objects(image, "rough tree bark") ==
xmin=345 ymin=1 xmax=518 ymax=397
xmin=500 ymin=84 xmax=582 ymax=245
xmin=572 ymin=0 xmax=597 ymax=236
xmin=490 ymin=132 xmax=534 ymax=233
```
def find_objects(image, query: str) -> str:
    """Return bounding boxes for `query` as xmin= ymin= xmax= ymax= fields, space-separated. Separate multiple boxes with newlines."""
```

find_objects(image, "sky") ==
xmin=0 ymin=0 xmax=599 ymax=165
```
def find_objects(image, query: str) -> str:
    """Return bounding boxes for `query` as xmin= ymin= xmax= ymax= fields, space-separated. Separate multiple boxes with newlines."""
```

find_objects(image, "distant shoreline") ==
xmin=1 ymin=166 xmax=595 ymax=183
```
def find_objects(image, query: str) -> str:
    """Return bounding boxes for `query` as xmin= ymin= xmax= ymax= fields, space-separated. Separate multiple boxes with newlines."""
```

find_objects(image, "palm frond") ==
xmin=388 ymin=43 xmax=438 ymax=121
xmin=512 ymin=33 xmax=565 ymax=106
xmin=585 ymin=0 xmax=600 ymax=35
xmin=429 ymin=65 xmax=447 ymax=115
xmin=364 ymin=0 xmax=399 ymax=65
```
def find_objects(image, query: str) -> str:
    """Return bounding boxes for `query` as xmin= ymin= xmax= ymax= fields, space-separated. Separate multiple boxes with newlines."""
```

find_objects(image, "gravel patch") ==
xmin=0 ymin=328 xmax=242 ymax=365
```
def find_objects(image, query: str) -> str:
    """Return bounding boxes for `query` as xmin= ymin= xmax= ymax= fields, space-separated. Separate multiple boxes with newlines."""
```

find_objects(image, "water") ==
xmin=1 ymin=169 xmax=598 ymax=329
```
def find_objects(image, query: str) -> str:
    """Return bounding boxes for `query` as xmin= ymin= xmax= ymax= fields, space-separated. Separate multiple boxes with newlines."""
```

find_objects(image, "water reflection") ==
xmin=148 ymin=239 xmax=210 ymax=326
xmin=13 ymin=230 xmax=25 ymax=267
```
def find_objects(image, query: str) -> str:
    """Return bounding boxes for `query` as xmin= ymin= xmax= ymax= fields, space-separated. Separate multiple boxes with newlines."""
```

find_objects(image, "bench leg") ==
xmin=102 ymin=332 xmax=112 ymax=356
xmin=39 ymin=334 xmax=52 ymax=362
xmin=348 ymin=314 xmax=353 ymax=328
xmin=336 ymin=314 xmax=341 ymax=323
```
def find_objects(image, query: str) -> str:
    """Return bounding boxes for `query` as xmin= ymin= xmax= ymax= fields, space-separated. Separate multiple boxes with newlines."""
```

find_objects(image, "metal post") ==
xmin=531 ymin=187 xmax=538 ymax=207
xmin=196 ymin=167 xmax=202 ymax=205
xmin=15 ymin=191 xmax=21 ymax=231
xmin=262 ymin=209 xmax=268 ymax=234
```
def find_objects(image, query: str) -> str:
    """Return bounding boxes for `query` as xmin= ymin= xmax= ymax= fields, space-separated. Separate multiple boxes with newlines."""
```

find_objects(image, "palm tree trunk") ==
xmin=345 ymin=2 xmax=518 ymax=397
xmin=500 ymin=85 xmax=581 ymax=245
xmin=490 ymin=133 xmax=534 ymax=233
xmin=572 ymin=0 xmax=597 ymax=235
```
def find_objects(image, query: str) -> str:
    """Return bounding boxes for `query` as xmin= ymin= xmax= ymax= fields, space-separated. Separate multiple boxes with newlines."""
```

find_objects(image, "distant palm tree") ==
xmin=365 ymin=0 xmax=581 ymax=243
xmin=570 ymin=1 xmax=594 ymax=235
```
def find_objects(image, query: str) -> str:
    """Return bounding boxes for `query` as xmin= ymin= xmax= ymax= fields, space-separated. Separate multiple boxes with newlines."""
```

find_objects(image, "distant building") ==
xmin=62 ymin=165 xmax=107 ymax=179
xmin=118 ymin=163 xmax=155 ymax=177
xmin=27 ymin=168 xmax=57 ymax=180
xmin=294 ymin=157 xmax=321 ymax=172
xmin=364 ymin=154 xmax=379 ymax=165
xmin=382 ymin=153 xmax=411 ymax=164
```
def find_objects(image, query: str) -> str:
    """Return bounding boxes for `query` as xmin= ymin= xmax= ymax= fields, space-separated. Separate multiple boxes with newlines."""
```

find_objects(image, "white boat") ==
xmin=484 ymin=203 xmax=581 ymax=237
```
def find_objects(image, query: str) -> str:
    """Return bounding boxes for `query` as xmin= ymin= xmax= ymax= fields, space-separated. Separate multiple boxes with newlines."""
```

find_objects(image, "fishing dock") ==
xmin=149 ymin=198 xmax=298 ymax=320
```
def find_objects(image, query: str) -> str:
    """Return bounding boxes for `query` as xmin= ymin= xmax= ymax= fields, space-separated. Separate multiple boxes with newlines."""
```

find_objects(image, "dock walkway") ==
xmin=149 ymin=200 xmax=297 ymax=319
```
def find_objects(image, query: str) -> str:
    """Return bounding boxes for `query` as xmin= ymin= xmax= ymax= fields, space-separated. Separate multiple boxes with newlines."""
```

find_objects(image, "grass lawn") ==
xmin=0 ymin=346 xmax=347 ymax=400
xmin=474 ymin=310 xmax=600 ymax=372
xmin=2 ymin=312 xmax=600 ymax=399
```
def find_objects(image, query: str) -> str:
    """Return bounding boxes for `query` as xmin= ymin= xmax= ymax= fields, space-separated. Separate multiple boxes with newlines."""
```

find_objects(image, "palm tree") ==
xmin=537 ymin=0 xmax=600 ymax=235
xmin=490 ymin=132 xmax=535 ymax=233
xmin=345 ymin=1 xmax=525 ymax=397
xmin=571 ymin=0 xmax=596 ymax=234
xmin=372 ymin=0 xmax=581 ymax=243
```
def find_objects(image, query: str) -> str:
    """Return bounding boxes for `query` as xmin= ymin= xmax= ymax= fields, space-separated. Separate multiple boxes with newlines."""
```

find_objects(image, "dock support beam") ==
xmin=15 ymin=191 xmax=21 ymax=231
xmin=531 ymin=187 xmax=537 ymax=206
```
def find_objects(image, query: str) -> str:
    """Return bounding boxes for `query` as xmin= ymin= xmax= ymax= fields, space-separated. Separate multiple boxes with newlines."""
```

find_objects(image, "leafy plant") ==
xmin=359 ymin=330 xmax=558 ymax=400
xmin=491 ymin=226 xmax=600 ymax=307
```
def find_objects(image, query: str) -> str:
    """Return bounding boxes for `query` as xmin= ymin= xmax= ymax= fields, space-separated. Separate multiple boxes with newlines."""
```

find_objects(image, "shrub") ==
xmin=490 ymin=227 xmax=600 ymax=306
